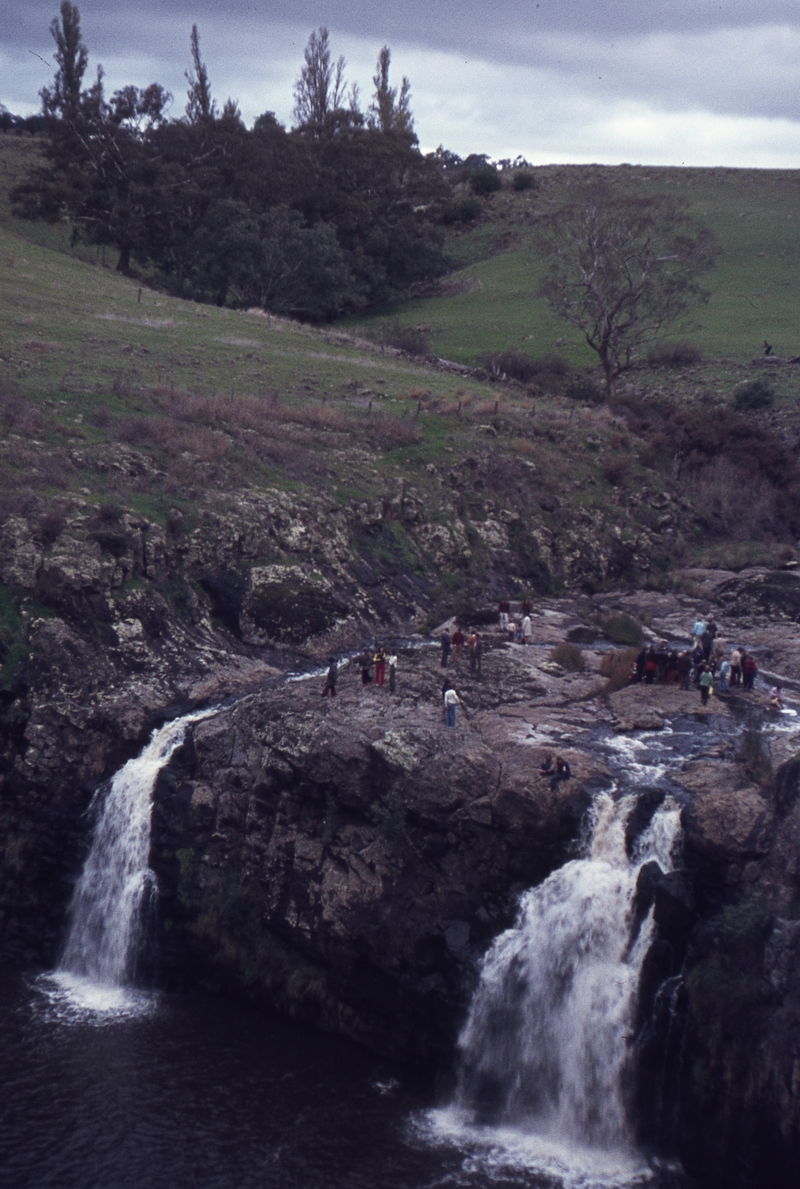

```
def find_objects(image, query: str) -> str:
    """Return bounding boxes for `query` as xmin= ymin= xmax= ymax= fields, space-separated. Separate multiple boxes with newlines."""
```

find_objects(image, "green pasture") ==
xmin=344 ymin=165 xmax=800 ymax=368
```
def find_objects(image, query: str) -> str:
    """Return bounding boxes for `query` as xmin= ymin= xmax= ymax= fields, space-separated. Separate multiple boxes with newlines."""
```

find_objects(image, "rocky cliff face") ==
xmin=147 ymin=642 xmax=605 ymax=1061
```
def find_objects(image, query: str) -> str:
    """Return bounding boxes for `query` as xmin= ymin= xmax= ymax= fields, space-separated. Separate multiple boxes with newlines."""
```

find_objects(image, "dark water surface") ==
xmin=0 ymin=966 xmax=684 ymax=1189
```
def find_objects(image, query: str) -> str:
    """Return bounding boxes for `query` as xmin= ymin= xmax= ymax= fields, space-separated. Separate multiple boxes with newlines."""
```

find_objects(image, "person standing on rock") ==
xmin=521 ymin=613 xmax=533 ymax=646
xmin=743 ymin=652 xmax=758 ymax=691
xmin=698 ymin=664 xmax=713 ymax=706
xmin=690 ymin=642 xmax=705 ymax=683
xmin=452 ymin=625 xmax=465 ymax=664
xmin=645 ymin=646 xmax=657 ymax=684
xmin=443 ymin=684 xmax=461 ymax=727
xmin=522 ymin=597 xmax=533 ymax=617
xmin=719 ymin=656 xmax=731 ymax=693
xmin=730 ymin=646 xmax=743 ymax=687
xmin=361 ymin=654 xmax=373 ymax=685
xmin=322 ymin=657 xmax=338 ymax=697
xmin=701 ymin=627 xmax=713 ymax=662
xmin=692 ymin=617 xmax=706 ymax=647
xmin=440 ymin=630 xmax=452 ymax=668
xmin=678 ymin=649 xmax=692 ymax=690
xmin=468 ymin=631 xmax=483 ymax=678
xmin=387 ymin=651 xmax=398 ymax=692
xmin=499 ymin=599 xmax=510 ymax=630
xmin=374 ymin=645 xmax=386 ymax=686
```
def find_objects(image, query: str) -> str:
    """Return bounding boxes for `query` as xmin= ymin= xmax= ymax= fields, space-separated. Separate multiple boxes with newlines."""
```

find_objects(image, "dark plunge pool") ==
xmin=0 ymin=964 xmax=686 ymax=1189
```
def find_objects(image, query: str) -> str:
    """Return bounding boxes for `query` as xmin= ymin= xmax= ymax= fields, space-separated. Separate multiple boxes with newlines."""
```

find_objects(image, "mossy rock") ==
xmin=715 ymin=569 xmax=800 ymax=621
xmin=242 ymin=566 xmax=348 ymax=643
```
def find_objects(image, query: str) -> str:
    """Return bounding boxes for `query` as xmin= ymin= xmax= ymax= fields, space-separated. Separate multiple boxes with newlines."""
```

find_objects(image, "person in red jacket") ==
xmin=452 ymin=625 xmax=465 ymax=663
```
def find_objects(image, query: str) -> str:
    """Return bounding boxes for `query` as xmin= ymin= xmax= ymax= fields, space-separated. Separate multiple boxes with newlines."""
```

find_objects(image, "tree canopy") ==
xmin=13 ymin=9 xmax=449 ymax=318
xmin=536 ymin=186 xmax=720 ymax=395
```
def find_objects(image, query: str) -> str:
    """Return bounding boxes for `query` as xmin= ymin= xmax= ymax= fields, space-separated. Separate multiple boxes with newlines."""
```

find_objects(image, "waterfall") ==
xmin=57 ymin=710 xmax=213 ymax=993
xmin=423 ymin=790 xmax=682 ymax=1183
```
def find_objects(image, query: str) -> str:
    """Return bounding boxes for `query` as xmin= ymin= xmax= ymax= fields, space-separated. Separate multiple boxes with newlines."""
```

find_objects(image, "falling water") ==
xmin=423 ymin=790 xmax=682 ymax=1184
xmin=56 ymin=710 xmax=214 ymax=1001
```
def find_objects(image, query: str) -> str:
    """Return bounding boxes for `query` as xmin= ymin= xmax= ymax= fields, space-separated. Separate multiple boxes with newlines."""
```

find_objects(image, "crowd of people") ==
xmin=629 ymin=616 xmax=774 ymax=707
xmin=317 ymin=597 xmax=788 ymax=807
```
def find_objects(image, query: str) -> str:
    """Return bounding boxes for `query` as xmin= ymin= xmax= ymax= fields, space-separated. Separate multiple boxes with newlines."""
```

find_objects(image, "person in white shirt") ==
xmin=521 ymin=614 xmax=532 ymax=645
xmin=443 ymin=685 xmax=461 ymax=727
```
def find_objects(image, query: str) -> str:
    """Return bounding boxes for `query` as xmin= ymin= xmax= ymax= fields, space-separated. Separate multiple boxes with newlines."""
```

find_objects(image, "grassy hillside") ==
xmin=2 ymin=132 xmax=800 ymax=590
xmin=343 ymin=164 xmax=800 ymax=370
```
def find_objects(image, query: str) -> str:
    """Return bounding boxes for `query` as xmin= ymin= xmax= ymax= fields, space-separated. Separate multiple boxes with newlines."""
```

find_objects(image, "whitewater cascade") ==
xmin=455 ymin=790 xmax=682 ymax=1155
xmin=59 ymin=710 xmax=213 ymax=987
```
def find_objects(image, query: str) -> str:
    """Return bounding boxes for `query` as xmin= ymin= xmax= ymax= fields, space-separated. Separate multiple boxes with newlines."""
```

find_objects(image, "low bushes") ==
xmin=733 ymin=378 xmax=774 ymax=411
xmin=647 ymin=341 xmax=703 ymax=367
xmin=600 ymin=611 xmax=644 ymax=647
xmin=599 ymin=646 xmax=638 ymax=691
xmin=549 ymin=641 xmax=586 ymax=671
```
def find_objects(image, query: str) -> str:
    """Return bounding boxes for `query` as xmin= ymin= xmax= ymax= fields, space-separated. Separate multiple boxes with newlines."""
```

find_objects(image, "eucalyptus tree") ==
xmin=536 ymin=186 xmax=719 ymax=396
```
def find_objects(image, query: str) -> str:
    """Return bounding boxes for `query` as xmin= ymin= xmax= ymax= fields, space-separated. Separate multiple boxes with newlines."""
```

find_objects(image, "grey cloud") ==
xmin=10 ymin=2 xmax=799 ymax=124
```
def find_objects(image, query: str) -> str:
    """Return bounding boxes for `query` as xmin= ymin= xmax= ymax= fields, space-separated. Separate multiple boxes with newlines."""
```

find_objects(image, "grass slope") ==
xmin=2 ymin=134 xmax=800 ymax=586
xmin=343 ymin=165 xmax=800 ymax=369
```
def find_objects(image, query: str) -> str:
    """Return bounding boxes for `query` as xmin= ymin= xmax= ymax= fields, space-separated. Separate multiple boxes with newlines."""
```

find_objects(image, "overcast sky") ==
xmin=2 ymin=1 xmax=799 ymax=167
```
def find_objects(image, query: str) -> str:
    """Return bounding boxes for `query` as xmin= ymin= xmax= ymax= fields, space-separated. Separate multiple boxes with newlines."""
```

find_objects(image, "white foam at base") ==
xmin=417 ymin=1106 xmax=654 ymax=1189
xmin=32 ymin=971 xmax=157 ymax=1024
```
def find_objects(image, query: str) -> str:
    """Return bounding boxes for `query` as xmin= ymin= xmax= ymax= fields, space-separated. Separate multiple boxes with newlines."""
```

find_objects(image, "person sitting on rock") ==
xmin=539 ymin=753 xmax=555 ymax=775
xmin=322 ymin=657 xmax=338 ymax=697
xmin=770 ymin=685 xmax=783 ymax=711
xmin=549 ymin=755 xmax=571 ymax=791
xmin=698 ymin=664 xmax=713 ymax=706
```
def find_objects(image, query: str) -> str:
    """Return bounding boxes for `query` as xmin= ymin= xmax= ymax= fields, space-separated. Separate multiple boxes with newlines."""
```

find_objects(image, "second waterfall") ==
xmin=433 ymin=789 xmax=682 ymax=1173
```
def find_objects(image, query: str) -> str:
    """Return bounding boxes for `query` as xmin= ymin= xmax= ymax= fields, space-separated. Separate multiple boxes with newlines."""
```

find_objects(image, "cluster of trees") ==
xmin=12 ymin=3 xmax=449 ymax=317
